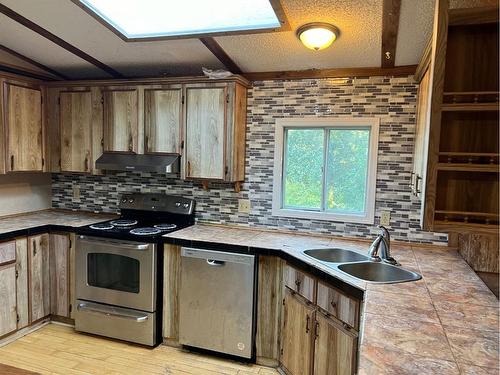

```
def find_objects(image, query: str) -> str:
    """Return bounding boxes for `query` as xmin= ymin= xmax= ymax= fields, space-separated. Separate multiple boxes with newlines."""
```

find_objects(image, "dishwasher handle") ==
xmin=207 ymin=259 xmax=225 ymax=267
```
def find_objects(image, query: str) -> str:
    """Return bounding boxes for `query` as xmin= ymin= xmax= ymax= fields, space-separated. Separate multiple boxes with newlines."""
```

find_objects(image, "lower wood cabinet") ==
xmin=313 ymin=312 xmax=357 ymax=375
xmin=0 ymin=263 xmax=17 ymax=337
xmin=49 ymin=233 xmax=71 ymax=318
xmin=29 ymin=234 xmax=50 ymax=322
xmin=281 ymin=288 xmax=315 ymax=375
xmin=15 ymin=238 xmax=29 ymax=329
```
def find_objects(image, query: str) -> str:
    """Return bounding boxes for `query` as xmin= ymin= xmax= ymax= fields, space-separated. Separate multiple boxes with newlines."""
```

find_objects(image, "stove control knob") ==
xmin=129 ymin=199 xmax=134 ymax=203
xmin=121 ymin=198 xmax=127 ymax=203
xmin=183 ymin=203 xmax=189 ymax=209
xmin=175 ymin=202 xmax=181 ymax=207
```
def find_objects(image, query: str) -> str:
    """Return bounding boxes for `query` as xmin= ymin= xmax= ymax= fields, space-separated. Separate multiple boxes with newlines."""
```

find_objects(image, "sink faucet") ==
xmin=367 ymin=226 xmax=399 ymax=266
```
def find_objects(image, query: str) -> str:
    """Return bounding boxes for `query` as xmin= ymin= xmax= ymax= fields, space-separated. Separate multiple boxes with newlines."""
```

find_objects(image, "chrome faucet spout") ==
xmin=367 ymin=235 xmax=383 ymax=262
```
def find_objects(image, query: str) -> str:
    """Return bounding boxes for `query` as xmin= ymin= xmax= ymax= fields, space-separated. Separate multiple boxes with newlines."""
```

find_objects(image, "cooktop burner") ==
xmin=154 ymin=223 xmax=177 ymax=231
xmin=110 ymin=219 xmax=138 ymax=227
xmin=130 ymin=227 xmax=162 ymax=236
xmin=89 ymin=223 xmax=115 ymax=230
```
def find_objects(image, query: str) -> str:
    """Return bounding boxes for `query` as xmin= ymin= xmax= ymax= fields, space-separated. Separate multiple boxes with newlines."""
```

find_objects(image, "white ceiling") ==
xmin=0 ymin=0 xmax=466 ymax=79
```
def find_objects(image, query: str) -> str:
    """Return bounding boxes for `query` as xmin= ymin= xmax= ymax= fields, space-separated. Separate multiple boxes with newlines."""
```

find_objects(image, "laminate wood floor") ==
xmin=0 ymin=324 xmax=279 ymax=375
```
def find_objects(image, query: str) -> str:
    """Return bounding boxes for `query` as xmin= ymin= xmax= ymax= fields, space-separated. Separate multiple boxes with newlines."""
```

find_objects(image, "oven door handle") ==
xmin=77 ymin=302 xmax=149 ymax=322
xmin=78 ymin=235 xmax=150 ymax=250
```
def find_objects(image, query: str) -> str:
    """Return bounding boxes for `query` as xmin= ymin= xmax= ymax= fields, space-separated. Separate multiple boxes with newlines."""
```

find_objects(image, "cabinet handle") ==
xmin=84 ymin=157 xmax=89 ymax=172
xmin=314 ymin=321 xmax=319 ymax=339
xmin=145 ymin=136 xmax=149 ymax=152
xmin=10 ymin=155 xmax=14 ymax=170
xmin=409 ymin=172 xmax=415 ymax=190
xmin=415 ymin=175 xmax=422 ymax=194
xmin=294 ymin=279 xmax=301 ymax=290
xmin=128 ymin=135 xmax=133 ymax=152
xmin=305 ymin=315 xmax=310 ymax=333
xmin=187 ymin=161 xmax=191 ymax=177
xmin=330 ymin=301 xmax=337 ymax=310
xmin=33 ymin=240 xmax=37 ymax=256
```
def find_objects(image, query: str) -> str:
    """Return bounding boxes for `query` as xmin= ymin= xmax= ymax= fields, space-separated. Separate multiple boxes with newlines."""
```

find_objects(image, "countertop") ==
xmin=0 ymin=209 xmax=116 ymax=238
xmin=166 ymin=224 xmax=499 ymax=374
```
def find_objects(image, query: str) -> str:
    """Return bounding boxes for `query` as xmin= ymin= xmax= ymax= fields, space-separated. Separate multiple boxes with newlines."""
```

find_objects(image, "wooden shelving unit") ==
xmin=442 ymin=91 xmax=499 ymax=111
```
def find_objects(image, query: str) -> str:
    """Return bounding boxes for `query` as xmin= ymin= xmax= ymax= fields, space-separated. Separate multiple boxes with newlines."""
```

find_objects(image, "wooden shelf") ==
xmin=442 ymin=91 xmax=499 ymax=111
xmin=437 ymin=163 xmax=499 ymax=172
xmin=435 ymin=210 xmax=498 ymax=218
xmin=434 ymin=210 xmax=499 ymax=232
xmin=434 ymin=220 xmax=499 ymax=234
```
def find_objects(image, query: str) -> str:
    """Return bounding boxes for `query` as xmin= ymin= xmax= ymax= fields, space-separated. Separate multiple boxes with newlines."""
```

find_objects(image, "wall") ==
xmin=52 ymin=75 xmax=447 ymax=244
xmin=0 ymin=173 xmax=52 ymax=216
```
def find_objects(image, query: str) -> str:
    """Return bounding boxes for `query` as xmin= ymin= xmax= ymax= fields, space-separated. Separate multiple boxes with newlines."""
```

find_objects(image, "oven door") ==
xmin=76 ymin=235 xmax=156 ymax=312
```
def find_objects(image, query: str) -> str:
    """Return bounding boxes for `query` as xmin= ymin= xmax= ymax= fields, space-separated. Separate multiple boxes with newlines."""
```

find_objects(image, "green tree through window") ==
xmin=283 ymin=127 xmax=370 ymax=214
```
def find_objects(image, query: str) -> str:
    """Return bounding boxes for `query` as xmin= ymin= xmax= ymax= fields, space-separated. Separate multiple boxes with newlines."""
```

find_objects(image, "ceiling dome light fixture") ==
xmin=296 ymin=22 xmax=340 ymax=51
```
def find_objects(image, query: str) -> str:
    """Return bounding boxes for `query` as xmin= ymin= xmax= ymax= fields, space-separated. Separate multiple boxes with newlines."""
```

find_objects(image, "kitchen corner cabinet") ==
xmin=144 ymin=87 xmax=182 ymax=154
xmin=183 ymin=82 xmax=247 ymax=183
xmin=103 ymin=88 xmax=139 ymax=153
xmin=280 ymin=264 xmax=359 ymax=375
xmin=29 ymin=234 xmax=50 ymax=322
xmin=59 ymin=91 xmax=93 ymax=173
xmin=4 ymin=81 xmax=44 ymax=172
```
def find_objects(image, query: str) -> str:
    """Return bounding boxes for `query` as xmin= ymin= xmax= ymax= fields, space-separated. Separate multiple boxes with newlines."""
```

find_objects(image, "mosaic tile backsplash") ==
xmin=52 ymin=75 xmax=447 ymax=244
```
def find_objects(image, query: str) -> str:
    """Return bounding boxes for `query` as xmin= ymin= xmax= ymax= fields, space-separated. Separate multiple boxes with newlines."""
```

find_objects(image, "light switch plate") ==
xmin=238 ymin=199 xmax=251 ymax=213
xmin=380 ymin=211 xmax=391 ymax=226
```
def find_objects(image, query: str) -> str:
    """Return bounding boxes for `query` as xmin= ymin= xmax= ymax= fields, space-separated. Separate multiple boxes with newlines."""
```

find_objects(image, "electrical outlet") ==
xmin=73 ymin=185 xmax=80 ymax=200
xmin=380 ymin=211 xmax=391 ymax=226
xmin=238 ymin=199 xmax=251 ymax=213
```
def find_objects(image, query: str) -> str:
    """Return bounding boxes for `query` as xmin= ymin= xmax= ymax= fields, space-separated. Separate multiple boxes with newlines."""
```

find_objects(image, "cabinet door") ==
xmin=49 ymin=234 xmax=70 ymax=317
xmin=0 ymin=263 xmax=17 ymax=337
xmin=60 ymin=91 xmax=92 ymax=173
xmin=103 ymin=89 xmax=138 ymax=153
xmin=15 ymin=238 xmax=29 ymax=329
xmin=29 ymin=234 xmax=50 ymax=322
xmin=412 ymin=68 xmax=431 ymax=199
xmin=144 ymin=88 xmax=182 ymax=154
xmin=185 ymin=87 xmax=226 ymax=180
xmin=314 ymin=313 xmax=357 ymax=375
xmin=5 ymin=83 xmax=43 ymax=172
xmin=281 ymin=288 xmax=315 ymax=375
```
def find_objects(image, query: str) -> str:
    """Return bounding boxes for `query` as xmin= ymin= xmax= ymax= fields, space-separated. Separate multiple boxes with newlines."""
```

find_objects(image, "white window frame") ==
xmin=272 ymin=118 xmax=380 ymax=224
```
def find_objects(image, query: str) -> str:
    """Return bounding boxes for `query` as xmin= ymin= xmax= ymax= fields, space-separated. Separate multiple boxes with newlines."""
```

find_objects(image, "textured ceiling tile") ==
xmin=396 ymin=0 xmax=435 ymax=66
xmin=0 ymin=0 xmax=223 ymax=78
xmin=216 ymin=0 xmax=383 ymax=72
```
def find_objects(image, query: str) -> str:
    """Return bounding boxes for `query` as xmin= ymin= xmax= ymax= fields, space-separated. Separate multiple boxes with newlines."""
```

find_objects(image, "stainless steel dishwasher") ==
xmin=179 ymin=247 xmax=256 ymax=359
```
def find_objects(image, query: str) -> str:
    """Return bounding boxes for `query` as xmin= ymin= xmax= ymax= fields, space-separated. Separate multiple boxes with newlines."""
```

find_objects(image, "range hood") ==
xmin=95 ymin=153 xmax=180 ymax=174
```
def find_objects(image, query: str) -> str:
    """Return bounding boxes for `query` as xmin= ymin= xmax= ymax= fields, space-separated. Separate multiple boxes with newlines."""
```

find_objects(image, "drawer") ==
xmin=283 ymin=264 xmax=316 ymax=303
xmin=0 ymin=241 xmax=15 ymax=266
xmin=317 ymin=281 xmax=359 ymax=330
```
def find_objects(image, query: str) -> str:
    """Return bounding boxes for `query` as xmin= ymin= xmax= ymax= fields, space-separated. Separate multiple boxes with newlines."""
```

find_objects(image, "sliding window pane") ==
xmin=326 ymin=129 xmax=370 ymax=213
xmin=283 ymin=129 xmax=324 ymax=210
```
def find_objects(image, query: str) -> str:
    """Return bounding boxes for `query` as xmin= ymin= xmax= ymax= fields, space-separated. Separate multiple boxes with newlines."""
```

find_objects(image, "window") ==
xmin=79 ymin=0 xmax=282 ymax=40
xmin=272 ymin=118 xmax=379 ymax=224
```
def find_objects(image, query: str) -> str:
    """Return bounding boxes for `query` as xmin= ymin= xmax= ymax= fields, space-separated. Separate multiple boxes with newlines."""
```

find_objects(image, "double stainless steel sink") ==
xmin=304 ymin=248 xmax=421 ymax=284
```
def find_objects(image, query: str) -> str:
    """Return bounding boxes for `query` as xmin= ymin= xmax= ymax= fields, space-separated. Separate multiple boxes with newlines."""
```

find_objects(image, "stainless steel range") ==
xmin=75 ymin=193 xmax=195 ymax=346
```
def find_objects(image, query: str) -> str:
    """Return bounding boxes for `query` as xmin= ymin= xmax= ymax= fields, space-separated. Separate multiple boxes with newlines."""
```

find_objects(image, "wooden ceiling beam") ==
xmin=381 ymin=0 xmax=402 ymax=68
xmin=0 ymin=44 xmax=68 ymax=80
xmin=0 ymin=3 xmax=124 ymax=78
xmin=199 ymin=37 xmax=243 ymax=74
xmin=243 ymin=65 xmax=417 ymax=81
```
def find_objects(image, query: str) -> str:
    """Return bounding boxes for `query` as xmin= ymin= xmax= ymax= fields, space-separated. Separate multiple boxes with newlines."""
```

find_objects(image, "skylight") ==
xmin=79 ymin=0 xmax=282 ymax=39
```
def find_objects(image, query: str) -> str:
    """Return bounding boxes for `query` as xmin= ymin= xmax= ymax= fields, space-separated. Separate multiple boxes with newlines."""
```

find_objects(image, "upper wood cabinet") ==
xmin=4 ymin=82 xmax=44 ymax=172
xmin=103 ymin=88 xmax=139 ymax=153
xmin=183 ymin=81 xmax=247 ymax=182
xmin=59 ymin=91 xmax=92 ymax=173
xmin=144 ymin=87 xmax=182 ymax=154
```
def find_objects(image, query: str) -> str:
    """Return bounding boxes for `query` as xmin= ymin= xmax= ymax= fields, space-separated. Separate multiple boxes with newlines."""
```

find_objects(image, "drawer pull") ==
xmin=305 ymin=315 xmax=310 ymax=333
